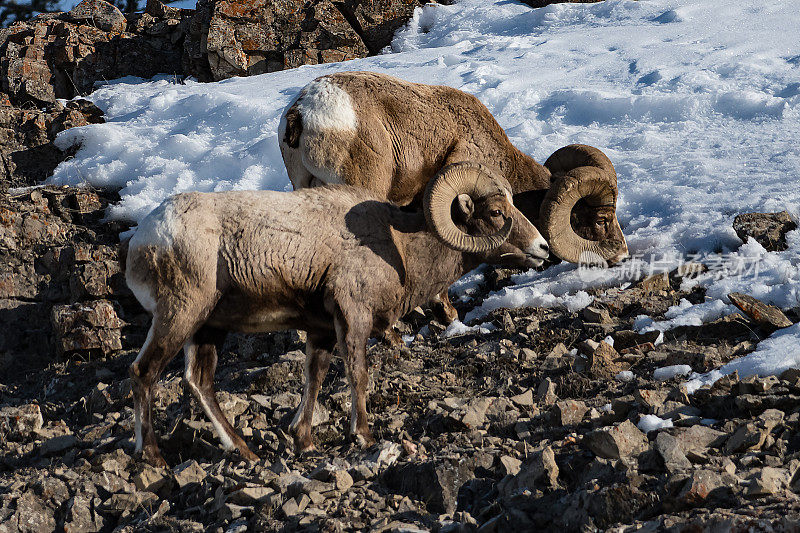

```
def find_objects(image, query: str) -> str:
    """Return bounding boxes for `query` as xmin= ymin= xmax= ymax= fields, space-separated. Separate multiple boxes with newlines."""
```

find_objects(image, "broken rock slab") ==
xmin=551 ymin=400 xmax=588 ymax=427
xmin=67 ymin=0 xmax=127 ymax=32
xmin=173 ymin=460 xmax=207 ymax=488
xmin=676 ymin=469 xmax=724 ymax=507
xmin=583 ymin=420 xmax=649 ymax=460
xmin=0 ymin=404 xmax=43 ymax=440
xmin=498 ymin=446 xmax=559 ymax=496
xmin=655 ymin=432 xmax=692 ymax=472
xmin=383 ymin=454 xmax=492 ymax=514
xmin=728 ymin=292 xmax=793 ymax=330
xmin=51 ymin=300 xmax=124 ymax=355
xmin=733 ymin=211 xmax=797 ymax=252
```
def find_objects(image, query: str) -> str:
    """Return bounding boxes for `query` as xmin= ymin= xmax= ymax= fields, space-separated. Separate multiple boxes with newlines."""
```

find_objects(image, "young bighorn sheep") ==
xmin=280 ymin=71 xmax=628 ymax=267
xmin=123 ymin=163 xmax=549 ymax=465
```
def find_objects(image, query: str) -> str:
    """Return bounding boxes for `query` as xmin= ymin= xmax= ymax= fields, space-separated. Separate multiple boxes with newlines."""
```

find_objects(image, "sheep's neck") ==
xmin=390 ymin=214 xmax=474 ymax=312
xmin=506 ymin=145 xmax=552 ymax=193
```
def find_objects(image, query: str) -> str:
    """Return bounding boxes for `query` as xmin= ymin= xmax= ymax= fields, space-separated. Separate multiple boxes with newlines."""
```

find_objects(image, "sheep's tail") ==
xmin=118 ymin=236 xmax=131 ymax=274
xmin=283 ymin=103 xmax=303 ymax=149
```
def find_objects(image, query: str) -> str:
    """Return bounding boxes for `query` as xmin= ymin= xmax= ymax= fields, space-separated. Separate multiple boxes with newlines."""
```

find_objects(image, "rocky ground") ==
xmin=3 ymin=1 xmax=800 ymax=532
xmin=2 ymin=225 xmax=800 ymax=531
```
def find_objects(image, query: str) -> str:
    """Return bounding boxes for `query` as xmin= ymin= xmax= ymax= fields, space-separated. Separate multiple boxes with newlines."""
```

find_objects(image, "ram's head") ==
xmin=423 ymin=162 xmax=551 ymax=269
xmin=514 ymin=144 xmax=628 ymax=266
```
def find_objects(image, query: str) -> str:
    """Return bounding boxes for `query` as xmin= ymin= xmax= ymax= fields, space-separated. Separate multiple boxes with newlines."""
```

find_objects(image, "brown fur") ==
xmin=281 ymin=71 xmax=553 ymax=207
xmin=280 ymin=72 xmax=627 ymax=322
xmin=125 ymin=185 xmax=543 ymax=465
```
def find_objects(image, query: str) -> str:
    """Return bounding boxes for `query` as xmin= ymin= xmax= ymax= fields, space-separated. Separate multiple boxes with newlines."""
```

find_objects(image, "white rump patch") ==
xmin=296 ymin=78 xmax=357 ymax=132
xmin=126 ymin=198 xmax=182 ymax=313
xmin=129 ymin=198 xmax=179 ymax=250
xmin=126 ymin=275 xmax=157 ymax=314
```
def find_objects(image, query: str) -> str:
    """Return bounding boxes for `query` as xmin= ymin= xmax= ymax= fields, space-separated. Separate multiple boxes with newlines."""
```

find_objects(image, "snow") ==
xmin=442 ymin=320 xmax=496 ymax=338
xmin=637 ymin=414 xmax=673 ymax=433
xmin=685 ymin=323 xmax=800 ymax=394
xmin=46 ymin=0 xmax=800 ymax=382
xmin=653 ymin=365 xmax=692 ymax=381
xmin=615 ymin=371 xmax=634 ymax=382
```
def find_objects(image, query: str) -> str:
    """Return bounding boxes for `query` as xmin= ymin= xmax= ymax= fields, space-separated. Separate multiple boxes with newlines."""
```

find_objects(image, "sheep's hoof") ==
xmin=352 ymin=432 xmax=376 ymax=449
xmin=431 ymin=300 xmax=458 ymax=325
xmin=382 ymin=328 xmax=404 ymax=347
xmin=238 ymin=446 xmax=260 ymax=462
xmin=142 ymin=446 xmax=168 ymax=468
xmin=292 ymin=433 xmax=316 ymax=453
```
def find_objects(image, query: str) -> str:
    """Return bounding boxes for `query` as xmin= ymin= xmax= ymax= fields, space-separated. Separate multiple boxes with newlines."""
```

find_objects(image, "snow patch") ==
xmin=638 ymin=414 xmax=674 ymax=432
xmin=654 ymin=365 xmax=693 ymax=381
xmin=615 ymin=371 xmax=634 ymax=382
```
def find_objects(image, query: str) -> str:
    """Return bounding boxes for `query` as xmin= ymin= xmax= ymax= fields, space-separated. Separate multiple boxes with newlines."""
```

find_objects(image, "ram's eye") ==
xmin=490 ymin=209 xmax=502 ymax=217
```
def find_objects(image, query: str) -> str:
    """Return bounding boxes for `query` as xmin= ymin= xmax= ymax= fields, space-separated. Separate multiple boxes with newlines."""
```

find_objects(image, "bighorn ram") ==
xmin=123 ymin=164 xmax=549 ymax=465
xmin=279 ymin=72 xmax=628 ymax=314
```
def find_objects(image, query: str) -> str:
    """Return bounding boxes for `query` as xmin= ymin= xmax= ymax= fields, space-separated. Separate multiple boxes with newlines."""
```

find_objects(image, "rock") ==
xmin=173 ymin=460 xmax=207 ymax=488
xmin=51 ymin=300 xmax=124 ymax=355
xmin=537 ymin=378 xmax=558 ymax=405
xmin=10 ymin=491 xmax=56 ymax=533
xmin=733 ymin=211 xmax=797 ymax=252
xmin=187 ymin=0 xmax=367 ymax=82
xmin=638 ymin=273 xmax=671 ymax=294
xmin=67 ymin=0 xmax=127 ymax=33
xmin=349 ymin=463 xmax=375 ymax=482
xmin=551 ymin=400 xmax=588 ymax=426
xmin=634 ymin=389 xmax=669 ymax=413
xmin=723 ymin=423 xmax=768 ymax=454
xmin=586 ymin=341 xmax=626 ymax=379
xmin=584 ymin=420 xmax=648 ymax=459
xmin=281 ymin=497 xmax=302 ymax=518
xmin=780 ymin=367 xmax=800 ymax=386
xmin=676 ymin=469 xmax=723 ymax=507
xmin=65 ymin=492 xmax=105 ymax=533
xmin=1 ymin=7 xmax=188 ymax=105
xmin=499 ymin=455 xmax=522 ymax=476
xmin=728 ymin=292 xmax=793 ymax=330
xmin=133 ymin=465 xmax=169 ymax=492
xmin=86 ymin=383 xmax=113 ymax=414
xmin=673 ymin=425 xmax=726 ymax=453
xmin=310 ymin=464 xmax=354 ymax=492
xmin=541 ymin=342 xmax=572 ymax=370
xmin=0 ymin=404 xmax=43 ymax=439
xmin=582 ymin=306 xmax=612 ymax=324
xmin=330 ymin=469 xmax=354 ymax=492
xmin=229 ymin=486 xmax=278 ymax=505
xmin=460 ymin=397 xmax=492 ymax=428
xmin=611 ymin=330 xmax=661 ymax=352
xmin=102 ymin=491 xmax=159 ymax=514
xmin=745 ymin=467 xmax=788 ymax=497
xmin=40 ymin=433 xmax=78 ymax=456
xmin=655 ymin=432 xmax=691 ymax=472
xmin=510 ymin=389 xmax=534 ymax=407
xmin=498 ymin=446 xmax=559 ymax=496
xmin=383 ymin=454 xmax=491 ymax=514
xmin=365 ymin=441 xmax=402 ymax=470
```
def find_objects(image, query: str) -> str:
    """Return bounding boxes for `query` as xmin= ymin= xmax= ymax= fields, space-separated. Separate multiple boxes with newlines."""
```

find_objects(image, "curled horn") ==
xmin=424 ymin=162 xmax=513 ymax=253
xmin=540 ymin=145 xmax=628 ymax=264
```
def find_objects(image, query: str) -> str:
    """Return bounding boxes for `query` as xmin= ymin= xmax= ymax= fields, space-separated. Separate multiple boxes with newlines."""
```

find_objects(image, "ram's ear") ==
xmin=454 ymin=194 xmax=474 ymax=222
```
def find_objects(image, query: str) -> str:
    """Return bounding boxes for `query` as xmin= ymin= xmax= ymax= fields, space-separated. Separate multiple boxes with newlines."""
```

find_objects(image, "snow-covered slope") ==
xmin=48 ymin=0 xmax=800 ymax=386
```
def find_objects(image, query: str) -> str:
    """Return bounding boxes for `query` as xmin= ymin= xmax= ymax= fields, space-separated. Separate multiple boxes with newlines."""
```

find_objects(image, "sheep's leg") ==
xmin=289 ymin=333 xmax=335 ymax=452
xmin=431 ymin=290 xmax=459 ymax=325
xmin=335 ymin=311 xmax=374 ymax=447
xmin=130 ymin=320 xmax=193 ymax=467
xmin=184 ymin=326 xmax=259 ymax=462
